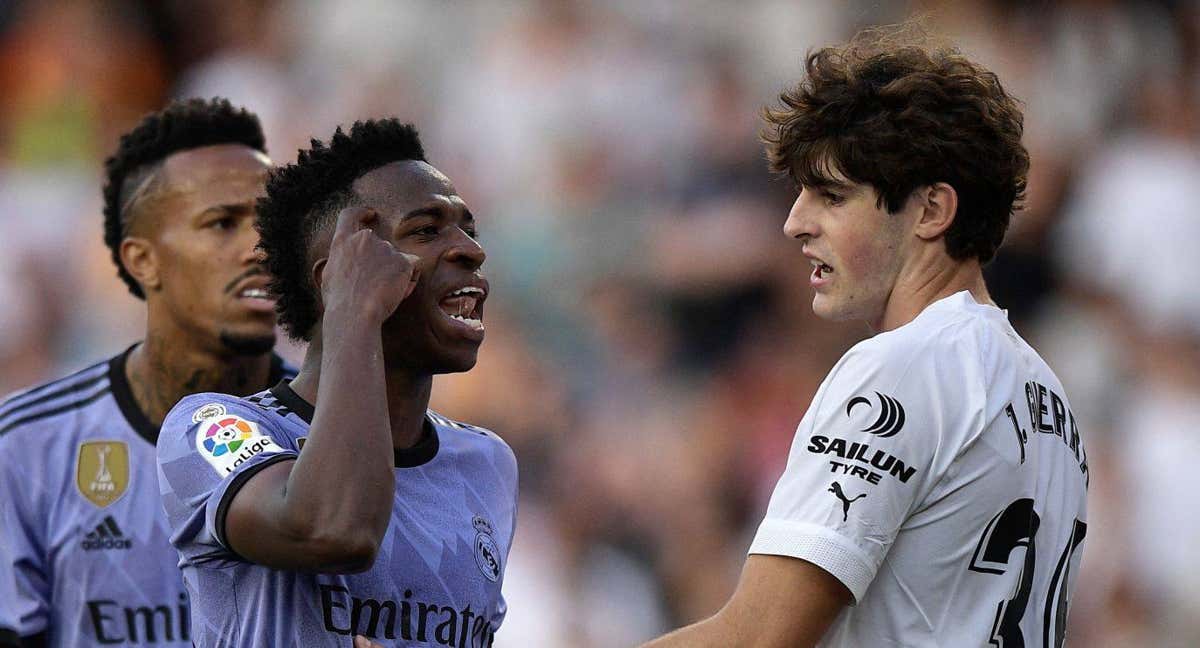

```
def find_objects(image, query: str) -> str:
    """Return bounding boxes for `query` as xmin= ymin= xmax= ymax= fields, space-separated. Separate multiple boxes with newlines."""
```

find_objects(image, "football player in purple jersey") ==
xmin=156 ymin=119 xmax=516 ymax=647
xmin=0 ymin=98 xmax=295 ymax=648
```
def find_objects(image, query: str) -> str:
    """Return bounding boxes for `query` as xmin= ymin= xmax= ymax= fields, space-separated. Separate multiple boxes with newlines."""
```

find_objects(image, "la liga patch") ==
xmin=194 ymin=414 xmax=282 ymax=476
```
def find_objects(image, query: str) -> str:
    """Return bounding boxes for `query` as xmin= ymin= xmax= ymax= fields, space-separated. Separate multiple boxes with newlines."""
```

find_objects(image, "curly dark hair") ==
xmin=102 ymin=97 xmax=266 ymax=298
xmin=256 ymin=119 xmax=426 ymax=340
xmin=762 ymin=25 xmax=1029 ymax=263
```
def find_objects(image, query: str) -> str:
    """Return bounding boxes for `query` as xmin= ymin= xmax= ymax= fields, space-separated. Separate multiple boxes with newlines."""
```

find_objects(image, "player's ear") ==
xmin=913 ymin=182 xmax=958 ymax=242
xmin=311 ymin=257 xmax=328 ymax=309
xmin=120 ymin=237 xmax=160 ymax=292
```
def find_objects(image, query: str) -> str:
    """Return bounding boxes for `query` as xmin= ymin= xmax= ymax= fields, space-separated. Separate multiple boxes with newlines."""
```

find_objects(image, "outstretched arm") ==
xmin=642 ymin=554 xmax=850 ymax=648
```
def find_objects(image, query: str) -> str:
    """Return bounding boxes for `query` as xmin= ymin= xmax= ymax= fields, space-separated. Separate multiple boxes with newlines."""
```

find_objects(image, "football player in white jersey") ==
xmin=645 ymin=26 xmax=1089 ymax=648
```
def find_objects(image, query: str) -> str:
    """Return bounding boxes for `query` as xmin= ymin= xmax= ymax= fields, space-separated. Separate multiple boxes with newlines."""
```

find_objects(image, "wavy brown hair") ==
xmin=762 ymin=25 xmax=1028 ymax=263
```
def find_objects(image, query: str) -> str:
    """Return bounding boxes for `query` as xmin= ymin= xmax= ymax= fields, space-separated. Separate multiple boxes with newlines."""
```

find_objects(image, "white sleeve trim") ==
xmin=748 ymin=518 xmax=877 ymax=603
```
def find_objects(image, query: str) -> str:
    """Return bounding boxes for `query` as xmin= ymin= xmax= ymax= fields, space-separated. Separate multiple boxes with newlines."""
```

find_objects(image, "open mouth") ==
xmin=236 ymin=286 xmax=276 ymax=312
xmin=438 ymin=286 xmax=485 ymax=332
xmin=811 ymin=259 xmax=834 ymax=279
xmin=238 ymin=287 xmax=272 ymax=300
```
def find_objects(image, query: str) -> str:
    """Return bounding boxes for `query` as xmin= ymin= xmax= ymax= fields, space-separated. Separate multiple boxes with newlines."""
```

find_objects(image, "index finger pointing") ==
xmin=332 ymin=206 xmax=379 ymax=243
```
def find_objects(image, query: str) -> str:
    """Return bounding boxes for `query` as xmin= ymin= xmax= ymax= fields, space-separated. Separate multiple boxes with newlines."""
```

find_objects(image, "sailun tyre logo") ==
xmin=202 ymin=417 xmax=255 ymax=456
xmin=846 ymin=391 xmax=906 ymax=438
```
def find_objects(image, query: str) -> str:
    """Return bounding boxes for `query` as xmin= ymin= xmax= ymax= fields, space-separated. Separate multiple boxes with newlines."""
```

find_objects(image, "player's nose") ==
xmin=783 ymin=193 xmax=818 ymax=240
xmin=237 ymin=223 xmax=264 ymax=265
xmin=444 ymin=227 xmax=485 ymax=271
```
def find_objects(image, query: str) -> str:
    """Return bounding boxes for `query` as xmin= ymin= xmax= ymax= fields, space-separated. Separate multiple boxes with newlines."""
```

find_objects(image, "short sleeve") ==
xmin=156 ymin=394 xmax=298 ymax=566
xmin=0 ymin=434 xmax=48 ymax=638
xmin=749 ymin=338 xmax=979 ymax=602
xmin=0 ymin=510 xmax=22 ymax=647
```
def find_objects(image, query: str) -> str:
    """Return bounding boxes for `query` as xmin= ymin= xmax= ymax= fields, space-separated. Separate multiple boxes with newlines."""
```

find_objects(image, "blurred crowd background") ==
xmin=0 ymin=0 xmax=1197 ymax=645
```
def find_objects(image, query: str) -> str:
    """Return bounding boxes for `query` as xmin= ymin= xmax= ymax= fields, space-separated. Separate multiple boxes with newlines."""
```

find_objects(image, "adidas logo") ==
xmin=81 ymin=516 xmax=132 ymax=551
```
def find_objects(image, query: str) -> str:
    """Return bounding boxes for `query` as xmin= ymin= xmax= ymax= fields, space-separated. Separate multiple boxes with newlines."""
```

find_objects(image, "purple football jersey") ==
xmin=0 ymin=347 xmax=294 ymax=647
xmin=156 ymin=382 xmax=518 ymax=647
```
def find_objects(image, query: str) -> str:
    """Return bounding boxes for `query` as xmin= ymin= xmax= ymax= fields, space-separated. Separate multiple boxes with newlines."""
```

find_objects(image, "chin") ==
xmin=813 ymin=294 xmax=871 ymax=324
xmin=218 ymin=330 xmax=277 ymax=356
xmin=382 ymin=337 xmax=480 ymax=375
xmin=432 ymin=349 xmax=480 ymax=374
xmin=810 ymin=294 xmax=842 ymax=321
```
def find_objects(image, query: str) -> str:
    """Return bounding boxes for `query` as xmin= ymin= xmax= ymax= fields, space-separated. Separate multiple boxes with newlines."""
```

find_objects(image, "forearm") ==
xmin=280 ymin=313 xmax=394 ymax=552
xmin=642 ymin=615 xmax=732 ymax=648
xmin=644 ymin=555 xmax=847 ymax=648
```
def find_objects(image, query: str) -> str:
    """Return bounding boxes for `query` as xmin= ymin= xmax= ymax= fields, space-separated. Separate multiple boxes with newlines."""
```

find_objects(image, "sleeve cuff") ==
xmin=213 ymin=453 xmax=297 ymax=558
xmin=749 ymin=518 xmax=877 ymax=603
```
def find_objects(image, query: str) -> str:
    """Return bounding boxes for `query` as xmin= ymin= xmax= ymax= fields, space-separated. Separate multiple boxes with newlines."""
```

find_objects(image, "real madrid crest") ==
xmin=191 ymin=402 xmax=227 ymax=423
xmin=76 ymin=441 xmax=130 ymax=508
xmin=472 ymin=516 xmax=502 ymax=583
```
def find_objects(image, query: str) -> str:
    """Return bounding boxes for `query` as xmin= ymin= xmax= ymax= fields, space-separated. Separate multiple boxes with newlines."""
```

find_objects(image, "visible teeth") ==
xmin=448 ymin=314 xmax=484 ymax=330
xmin=447 ymin=287 xmax=484 ymax=298
xmin=241 ymin=288 xmax=270 ymax=298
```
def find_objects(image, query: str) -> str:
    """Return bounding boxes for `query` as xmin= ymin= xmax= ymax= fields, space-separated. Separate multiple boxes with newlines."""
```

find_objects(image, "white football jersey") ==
xmin=750 ymin=291 xmax=1089 ymax=647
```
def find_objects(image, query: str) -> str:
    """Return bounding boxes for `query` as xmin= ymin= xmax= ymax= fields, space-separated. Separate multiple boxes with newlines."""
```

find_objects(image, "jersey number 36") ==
xmin=968 ymin=498 xmax=1088 ymax=648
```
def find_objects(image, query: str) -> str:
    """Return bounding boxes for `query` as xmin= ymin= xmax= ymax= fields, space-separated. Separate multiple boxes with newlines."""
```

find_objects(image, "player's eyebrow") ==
xmin=804 ymin=177 xmax=852 ymax=192
xmin=196 ymin=203 xmax=254 ymax=219
xmin=401 ymin=200 xmax=471 ymax=222
xmin=400 ymin=205 xmax=446 ymax=221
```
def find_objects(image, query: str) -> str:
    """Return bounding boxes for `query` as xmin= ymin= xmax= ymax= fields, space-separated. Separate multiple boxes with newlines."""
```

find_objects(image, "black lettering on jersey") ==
xmin=1049 ymin=391 xmax=1067 ymax=438
xmin=81 ymin=516 xmax=132 ymax=551
xmin=353 ymin=597 xmax=398 ymax=640
xmin=807 ymin=435 xmax=917 ymax=484
xmin=86 ymin=593 xmax=189 ymax=644
xmin=1009 ymin=383 xmax=1089 ymax=485
xmin=1035 ymin=383 xmax=1054 ymax=434
xmin=225 ymin=438 xmax=279 ymax=474
xmin=1024 ymin=382 xmax=1039 ymax=439
xmin=320 ymin=585 xmax=497 ymax=646
xmin=1004 ymin=403 xmax=1029 ymax=464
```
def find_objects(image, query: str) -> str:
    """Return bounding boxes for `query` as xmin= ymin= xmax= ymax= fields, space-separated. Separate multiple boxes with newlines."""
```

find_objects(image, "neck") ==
xmin=876 ymin=252 xmax=992 ymax=332
xmin=126 ymin=328 xmax=273 ymax=427
xmin=289 ymin=334 xmax=433 ymax=450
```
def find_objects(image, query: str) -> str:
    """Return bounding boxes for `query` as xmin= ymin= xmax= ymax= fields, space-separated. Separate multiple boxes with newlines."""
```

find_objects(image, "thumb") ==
xmin=353 ymin=635 xmax=375 ymax=648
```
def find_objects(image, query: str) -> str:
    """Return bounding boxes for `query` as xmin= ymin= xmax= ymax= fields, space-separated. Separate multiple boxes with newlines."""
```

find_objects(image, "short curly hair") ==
xmin=256 ymin=119 xmax=426 ymax=340
xmin=762 ymin=25 xmax=1029 ymax=263
xmin=103 ymin=97 xmax=266 ymax=298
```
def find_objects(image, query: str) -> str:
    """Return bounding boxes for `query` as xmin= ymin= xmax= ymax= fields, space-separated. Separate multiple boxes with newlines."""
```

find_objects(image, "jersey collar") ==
xmin=267 ymin=380 xmax=440 ymax=468
xmin=110 ymin=344 xmax=288 ymax=447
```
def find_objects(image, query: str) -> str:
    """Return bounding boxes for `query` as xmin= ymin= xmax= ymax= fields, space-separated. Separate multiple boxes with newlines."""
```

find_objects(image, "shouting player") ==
xmin=645 ymin=27 xmax=1089 ymax=647
xmin=0 ymin=98 xmax=295 ymax=647
xmin=156 ymin=119 xmax=517 ymax=647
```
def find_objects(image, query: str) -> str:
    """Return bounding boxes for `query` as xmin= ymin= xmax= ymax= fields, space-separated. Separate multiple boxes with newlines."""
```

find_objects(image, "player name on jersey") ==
xmin=1008 ymin=380 xmax=1090 ymax=485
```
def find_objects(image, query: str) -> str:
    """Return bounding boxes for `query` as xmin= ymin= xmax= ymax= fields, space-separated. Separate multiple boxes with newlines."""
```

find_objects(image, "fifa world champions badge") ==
xmin=473 ymin=516 xmax=502 ymax=582
xmin=194 ymin=414 xmax=283 ymax=476
xmin=76 ymin=441 xmax=130 ymax=507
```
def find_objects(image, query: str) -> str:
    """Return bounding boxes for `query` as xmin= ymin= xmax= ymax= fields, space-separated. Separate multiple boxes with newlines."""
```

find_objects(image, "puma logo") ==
xmin=828 ymin=482 xmax=866 ymax=522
